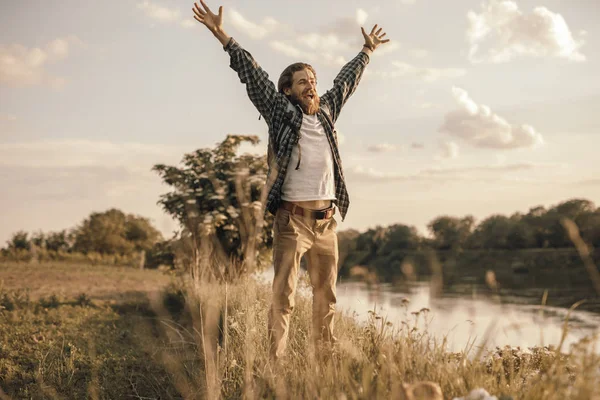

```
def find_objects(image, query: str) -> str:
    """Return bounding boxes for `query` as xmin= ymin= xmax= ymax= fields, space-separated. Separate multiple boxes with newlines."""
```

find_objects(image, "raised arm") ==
xmin=320 ymin=24 xmax=390 ymax=123
xmin=193 ymin=1 xmax=281 ymax=123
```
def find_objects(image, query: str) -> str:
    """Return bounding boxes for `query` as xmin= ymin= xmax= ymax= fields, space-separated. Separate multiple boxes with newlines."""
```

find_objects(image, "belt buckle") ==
xmin=315 ymin=208 xmax=332 ymax=220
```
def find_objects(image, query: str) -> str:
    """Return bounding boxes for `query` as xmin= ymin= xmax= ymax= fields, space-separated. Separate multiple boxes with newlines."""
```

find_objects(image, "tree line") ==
xmin=1 ymin=209 xmax=169 ymax=268
xmin=3 ymin=135 xmax=598 ymax=278
xmin=338 ymin=198 xmax=600 ymax=280
xmin=342 ymin=198 xmax=599 ymax=254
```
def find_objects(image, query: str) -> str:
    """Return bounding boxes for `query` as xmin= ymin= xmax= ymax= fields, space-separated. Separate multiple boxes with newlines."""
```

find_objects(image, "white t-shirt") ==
xmin=280 ymin=113 xmax=337 ymax=202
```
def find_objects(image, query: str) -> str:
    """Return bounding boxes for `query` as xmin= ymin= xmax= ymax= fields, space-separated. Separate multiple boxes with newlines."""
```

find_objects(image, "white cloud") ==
xmin=137 ymin=1 xmax=181 ymax=23
xmin=371 ymin=61 xmax=466 ymax=82
xmin=229 ymin=9 xmax=280 ymax=40
xmin=439 ymin=87 xmax=544 ymax=150
xmin=137 ymin=1 xmax=204 ymax=30
xmin=421 ymin=162 xmax=559 ymax=175
xmin=297 ymin=33 xmax=351 ymax=52
xmin=415 ymin=102 xmax=437 ymax=109
xmin=0 ymin=114 xmax=17 ymax=122
xmin=347 ymin=162 xmax=556 ymax=183
xmin=437 ymin=141 xmax=459 ymax=159
xmin=270 ymin=41 xmax=315 ymax=61
xmin=375 ymin=42 xmax=401 ymax=56
xmin=230 ymin=8 xmax=391 ymax=66
xmin=0 ymin=36 xmax=83 ymax=88
xmin=411 ymin=49 xmax=429 ymax=59
xmin=0 ymin=139 xmax=187 ymax=169
xmin=180 ymin=19 xmax=195 ymax=29
xmin=467 ymin=0 xmax=586 ymax=63
xmin=270 ymin=40 xmax=347 ymax=67
xmin=367 ymin=143 xmax=398 ymax=153
xmin=356 ymin=9 xmax=369 ymax=26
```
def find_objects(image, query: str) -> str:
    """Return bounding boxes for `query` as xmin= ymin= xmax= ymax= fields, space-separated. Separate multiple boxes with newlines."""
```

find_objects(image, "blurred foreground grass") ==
xmin=1 ymin=261 xmax=599 ymax=399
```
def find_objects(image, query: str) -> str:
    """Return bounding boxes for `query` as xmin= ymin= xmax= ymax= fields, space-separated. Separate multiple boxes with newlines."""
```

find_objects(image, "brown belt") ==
xmin=280 ymin=201 xmax=335 ymax=220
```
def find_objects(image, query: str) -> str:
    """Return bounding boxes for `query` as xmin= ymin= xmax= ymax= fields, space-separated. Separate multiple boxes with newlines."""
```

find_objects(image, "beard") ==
xmin=289 ymin=90 xmax=321 ymax=115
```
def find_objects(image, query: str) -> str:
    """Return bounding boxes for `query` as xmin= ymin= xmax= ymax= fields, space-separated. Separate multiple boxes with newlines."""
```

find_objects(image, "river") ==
xmin=256 ymin=268 xmax=600 ymax=354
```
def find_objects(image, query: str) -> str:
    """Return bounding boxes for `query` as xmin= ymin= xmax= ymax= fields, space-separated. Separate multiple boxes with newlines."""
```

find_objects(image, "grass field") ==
xmin=1 ymin=261 xmax=599 ymax=399
xmin=0 ymin=262 xmax=180 ymax=398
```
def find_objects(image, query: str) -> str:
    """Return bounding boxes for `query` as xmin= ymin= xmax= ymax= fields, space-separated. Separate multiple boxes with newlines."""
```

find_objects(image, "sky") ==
xmin=1 ymin=0 xmax=599 ymax=245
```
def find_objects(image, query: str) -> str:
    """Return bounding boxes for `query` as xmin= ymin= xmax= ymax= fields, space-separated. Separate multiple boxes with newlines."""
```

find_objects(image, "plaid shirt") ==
xmin=224 ymin=38 xmax=370 ymax=221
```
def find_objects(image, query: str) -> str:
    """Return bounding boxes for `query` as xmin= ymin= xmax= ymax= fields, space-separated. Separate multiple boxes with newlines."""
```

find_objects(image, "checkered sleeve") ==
xmin=320 ymin=51 xmax=370 ymax=123
xmin=224 ymin=38 xmax=282 ymax=125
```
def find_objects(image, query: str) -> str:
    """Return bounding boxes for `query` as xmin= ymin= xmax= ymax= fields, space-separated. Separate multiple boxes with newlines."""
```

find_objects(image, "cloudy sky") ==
xmin=1 ymin=0 xmax=599 ymax=244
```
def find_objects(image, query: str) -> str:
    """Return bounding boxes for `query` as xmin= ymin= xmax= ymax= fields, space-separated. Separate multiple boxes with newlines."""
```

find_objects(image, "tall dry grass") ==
xmin=148 ymin=273 xmax=600 ymax=399
xmin=148 ymin=165 xmax=600 ymax=399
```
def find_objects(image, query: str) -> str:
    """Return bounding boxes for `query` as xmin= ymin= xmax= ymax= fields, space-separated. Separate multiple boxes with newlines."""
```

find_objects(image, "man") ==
xmin=192 ymin=1 xmax=389 ymax=360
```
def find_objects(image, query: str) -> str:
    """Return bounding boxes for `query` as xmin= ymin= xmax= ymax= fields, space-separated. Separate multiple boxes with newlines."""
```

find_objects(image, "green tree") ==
xmin=579 ymin=209 xmax=600 ymax=247
xmin=72 ymin=209 xmax=162 ymax=255
xmin=377 ymin=224 xmax=421 ymax=254
xmin=45 ymin=230 xmax=71 ymax=252
xmin=125 ymin=216 xmax=163 ymax=251
xmin=355 ymin=227 xmax=386 ymax=258
xmin=506 ymin=213 xmax=536 ymax=249
xmin=6 ymin=231 xmax=30 ymax=251
xmin=427 ymin=215 xmax=474 ymax=250
xmin=522 ymin=206 xmax=551 ymax=248
xmin=546 ymin=199 xmax=596 ymax=248
xmin=153 ymin=135 xmax=273 ymax=280
xmin=469 ymin=214 xmax=535 ymax=249
xmin=30 ymin=231 xmax=46 ymax=248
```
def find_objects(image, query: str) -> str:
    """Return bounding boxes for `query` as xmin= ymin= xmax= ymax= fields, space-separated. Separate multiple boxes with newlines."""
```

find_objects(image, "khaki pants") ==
xmin=268 ymin=207 xmax=339 ymax=360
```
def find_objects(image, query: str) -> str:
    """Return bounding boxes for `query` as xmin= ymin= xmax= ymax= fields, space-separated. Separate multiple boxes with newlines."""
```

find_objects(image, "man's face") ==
xmin=284 ymin=69 xmax=320 ymax=115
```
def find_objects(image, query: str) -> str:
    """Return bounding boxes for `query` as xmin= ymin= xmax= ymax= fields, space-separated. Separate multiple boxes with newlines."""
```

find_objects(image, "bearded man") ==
xmin=192 ymin=0 xmax=390 ymax=360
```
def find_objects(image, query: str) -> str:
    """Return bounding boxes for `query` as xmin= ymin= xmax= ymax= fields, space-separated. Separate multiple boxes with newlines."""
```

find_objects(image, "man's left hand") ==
xmin=361 ymin=24 xmax=390 ymax=51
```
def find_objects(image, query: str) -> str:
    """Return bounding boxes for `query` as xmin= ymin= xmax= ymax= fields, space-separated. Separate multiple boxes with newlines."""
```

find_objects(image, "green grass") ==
xmin=1 ymin=262 xmax=599 ymax=399
xmin=0 ymin=262 xmax=180 ymax=398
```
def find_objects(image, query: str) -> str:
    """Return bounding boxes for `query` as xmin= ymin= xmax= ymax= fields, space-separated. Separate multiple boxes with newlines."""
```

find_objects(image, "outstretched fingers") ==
xmin=193 ymin=2 xmax=206 ymax=16
xmin=192 ymin=5 xmax=205 ymax=24
xmin=370 ymin=24 xmax=378 ymax=35
xmin=200 ymin=0 xmax=213 ymax=14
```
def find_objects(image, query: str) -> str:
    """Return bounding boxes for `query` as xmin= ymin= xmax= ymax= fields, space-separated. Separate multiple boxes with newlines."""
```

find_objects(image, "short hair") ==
xmin=277 ymin=62 xmax=317 ymax=94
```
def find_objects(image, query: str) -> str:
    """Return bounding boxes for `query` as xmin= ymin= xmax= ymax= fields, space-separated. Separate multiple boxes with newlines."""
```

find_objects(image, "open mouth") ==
xmin=304 ymin=93 xmax=315 ymax=100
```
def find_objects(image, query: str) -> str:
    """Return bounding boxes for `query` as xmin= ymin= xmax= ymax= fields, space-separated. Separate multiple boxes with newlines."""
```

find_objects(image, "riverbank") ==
xmin=1 ymin=262 xmax=599 ymax=398
xmin=339 ymin=248 xmax=600 ymax=313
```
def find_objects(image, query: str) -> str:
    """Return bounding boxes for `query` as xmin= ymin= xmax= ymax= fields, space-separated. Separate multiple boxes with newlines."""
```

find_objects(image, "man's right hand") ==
xmin=193 ymin=1 xmax=231 ymax=46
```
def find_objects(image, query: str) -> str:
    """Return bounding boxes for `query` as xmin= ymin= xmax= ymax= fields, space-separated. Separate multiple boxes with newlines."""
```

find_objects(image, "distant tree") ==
xmin=72 ymin=209 xmax=162 ymax=255
xmin=124 ymin=216 xmax=163 ymax=252
xmin=553 ymin=198 xmax=595 ymax=219
xmin=337 ymin=229 xmax=361 ymax=269
xmin=545 ymin=199 xmax=596 ymax=248
xmin=506 ymin=213 xmax=536 ymax=249
xmin=30 ymin=231 xmax=46 ymax=248
xmin=355 ymin=227 xmax=386 ymax=258
xmin=153 ymin=135 xmax=273 ymax=280
xmin=6 ymin=231 xmax=30 ymax=251
xmin=427 ymin=216 xmax=474 ymax=250
xmin=45 ymin=230 xmax=71 ymax=252
xmin=469 ymin=214 xmax=535 ymax=249
xmin=377 ymin=224 xmax=421 ymax=254
xmin=579 ymin=209 xmax=600 ymax=247
xmin=522 ymin=206 xmax=551 ymax=248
